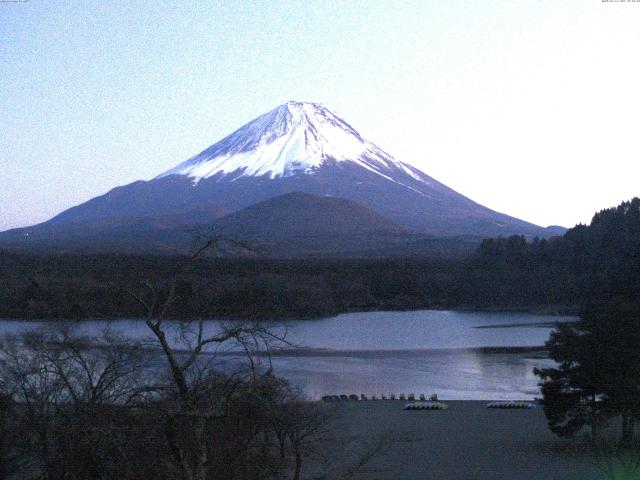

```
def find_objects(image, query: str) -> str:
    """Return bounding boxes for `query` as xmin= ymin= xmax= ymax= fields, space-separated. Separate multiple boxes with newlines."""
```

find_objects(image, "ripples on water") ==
xmin=0 ymin=310 xmax=576 ymax=400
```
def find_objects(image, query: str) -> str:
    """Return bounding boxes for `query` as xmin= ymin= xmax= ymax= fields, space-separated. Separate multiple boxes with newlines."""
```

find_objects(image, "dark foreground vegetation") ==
xmin=0 ymin=233 xmax=395 ymax=480
xmin=0 ymin=321 xmax=387 ymax=480
xmin=533 ymin=199 xmax=640 ymax=451
xmin=1 ymin=198 xmax=638 ymax=320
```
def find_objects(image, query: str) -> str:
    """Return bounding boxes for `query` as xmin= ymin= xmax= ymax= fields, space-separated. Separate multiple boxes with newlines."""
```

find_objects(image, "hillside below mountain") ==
xmin=0 ymin=101 xmax=564 ymax=255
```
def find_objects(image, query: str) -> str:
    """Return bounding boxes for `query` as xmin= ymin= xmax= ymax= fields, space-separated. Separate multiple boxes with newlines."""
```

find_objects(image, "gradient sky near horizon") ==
xmin=1 ymin=0 xmax=639 ymax=231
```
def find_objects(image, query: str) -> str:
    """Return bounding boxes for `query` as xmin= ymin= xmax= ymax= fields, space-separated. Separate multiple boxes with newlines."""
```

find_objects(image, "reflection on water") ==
xmin=266 ymin=349 xmax=554 ymax=400
xmin=282 ymin=310 xmax=576 ymax=351
xmin=0 ymin=310 xmax=575 ymax=400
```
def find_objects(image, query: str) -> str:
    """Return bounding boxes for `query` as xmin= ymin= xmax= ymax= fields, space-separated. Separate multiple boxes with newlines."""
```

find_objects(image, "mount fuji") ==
xmin=0 ymin=101 xmax=564 ymax=255
xmin=157 ymin=101 xmax=429 ymax=187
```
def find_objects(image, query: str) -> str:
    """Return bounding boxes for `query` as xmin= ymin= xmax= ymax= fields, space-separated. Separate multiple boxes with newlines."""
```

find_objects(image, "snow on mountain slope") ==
xmin=0 ymin=100 xmax=564 ymax=251
xmin=157 ymin=101 xmax=427 ymax=190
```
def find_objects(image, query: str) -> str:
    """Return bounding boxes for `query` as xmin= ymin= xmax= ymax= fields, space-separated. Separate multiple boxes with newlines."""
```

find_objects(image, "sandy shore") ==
xmin=321 ymin=401 xmax=604 ymax=480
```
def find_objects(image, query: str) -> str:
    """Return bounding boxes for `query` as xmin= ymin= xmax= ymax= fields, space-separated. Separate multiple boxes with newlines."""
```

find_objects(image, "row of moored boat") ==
xmin=321 ymin=395 xmax=535 ymax=410
xmin=322 ymin=393 xmax=439 ymax=402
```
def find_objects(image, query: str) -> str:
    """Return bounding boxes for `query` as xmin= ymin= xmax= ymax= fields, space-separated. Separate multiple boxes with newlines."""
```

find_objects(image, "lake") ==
xmin=0 ymin=310 xmax=576 ymax=400
xmin=273 ymin=310 xmax=575 ymax=400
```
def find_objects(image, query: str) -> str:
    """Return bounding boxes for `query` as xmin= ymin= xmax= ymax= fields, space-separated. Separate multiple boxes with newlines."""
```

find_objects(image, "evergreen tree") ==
xmin=536 ymin=304 xmax=640 ymax=443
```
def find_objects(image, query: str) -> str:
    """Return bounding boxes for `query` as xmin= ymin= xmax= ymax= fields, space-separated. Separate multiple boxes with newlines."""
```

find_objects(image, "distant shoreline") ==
xmin=214 ymin=345 xmax=549 ymax=358
xmin=473 ymin=321 xmax=561 ymax=329
xmin=0 ymin=305 xmax=579 ymax=322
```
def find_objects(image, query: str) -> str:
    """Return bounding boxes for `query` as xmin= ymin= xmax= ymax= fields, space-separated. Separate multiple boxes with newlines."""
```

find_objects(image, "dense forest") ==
xmin=0 ymin=198 xmax=637 ymax=320
xmin=469 ymin=197 xmax=640 ymax=313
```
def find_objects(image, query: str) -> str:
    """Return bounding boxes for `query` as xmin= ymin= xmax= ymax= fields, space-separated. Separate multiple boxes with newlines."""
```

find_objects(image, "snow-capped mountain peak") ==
xmin=156 ymin=101 xmax=423 ymax=184
xmin=1 ymin=102 xmax=557 ymax=248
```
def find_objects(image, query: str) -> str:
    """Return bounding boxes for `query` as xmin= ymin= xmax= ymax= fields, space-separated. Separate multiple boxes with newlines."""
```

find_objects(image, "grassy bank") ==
xmin=321 ymin=400 xmax=615 ymax=480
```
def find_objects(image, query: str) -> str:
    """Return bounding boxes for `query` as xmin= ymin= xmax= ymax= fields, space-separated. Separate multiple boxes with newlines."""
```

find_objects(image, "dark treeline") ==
xmin=1 ymin=198 xmax=638 ymax=320
xmin=533 ymin=199 xmax=640 ymax=446
xmin=469 ymin=197 xmax=640 ymax=312
xmin=0 ymin=255 xmax=467 ymax=320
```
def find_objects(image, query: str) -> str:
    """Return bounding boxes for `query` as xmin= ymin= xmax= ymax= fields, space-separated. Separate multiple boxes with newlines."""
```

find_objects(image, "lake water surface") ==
xmin=0 ymin=310 xmax=576 ymax=400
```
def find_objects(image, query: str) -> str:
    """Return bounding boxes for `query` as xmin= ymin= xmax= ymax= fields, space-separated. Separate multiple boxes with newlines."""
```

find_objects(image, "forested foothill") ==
xmin=0 ymin=198 xmax=638 ymax=321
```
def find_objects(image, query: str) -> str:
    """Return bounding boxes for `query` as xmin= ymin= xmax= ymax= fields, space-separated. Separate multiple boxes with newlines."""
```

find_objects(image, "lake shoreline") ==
xmin=0 ymin=304 xmax=579 ymax=323
xmin=237 ymin=345 xmax=549 ymax=358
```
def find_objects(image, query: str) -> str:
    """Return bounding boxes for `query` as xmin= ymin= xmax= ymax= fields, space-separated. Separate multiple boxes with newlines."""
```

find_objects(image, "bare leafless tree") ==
xmin=0 ymin=330 xmax=64 ymax=478
xmin=280 ymin=399 xmax=334 ymax=480
xmin=324 ymin=432 xmax=396 ymax=480
xmin=126 ymin=234 xmax=290 ymax=480
xmin=0 ymin=232 xmax=394 ymax=480
xmin=0 ymin=323 xmax=155 ymax=479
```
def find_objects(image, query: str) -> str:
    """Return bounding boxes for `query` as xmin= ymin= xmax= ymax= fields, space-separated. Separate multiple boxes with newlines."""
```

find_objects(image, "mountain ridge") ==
xmin=0 ymin=192 xmax=483 ymax=258
xmin=0 ymin=101 xmax=565 ymax=255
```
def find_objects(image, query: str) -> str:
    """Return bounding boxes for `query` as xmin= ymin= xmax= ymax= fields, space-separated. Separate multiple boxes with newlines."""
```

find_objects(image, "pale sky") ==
xmin=1 ymin=0 xmax=639 ymax=231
